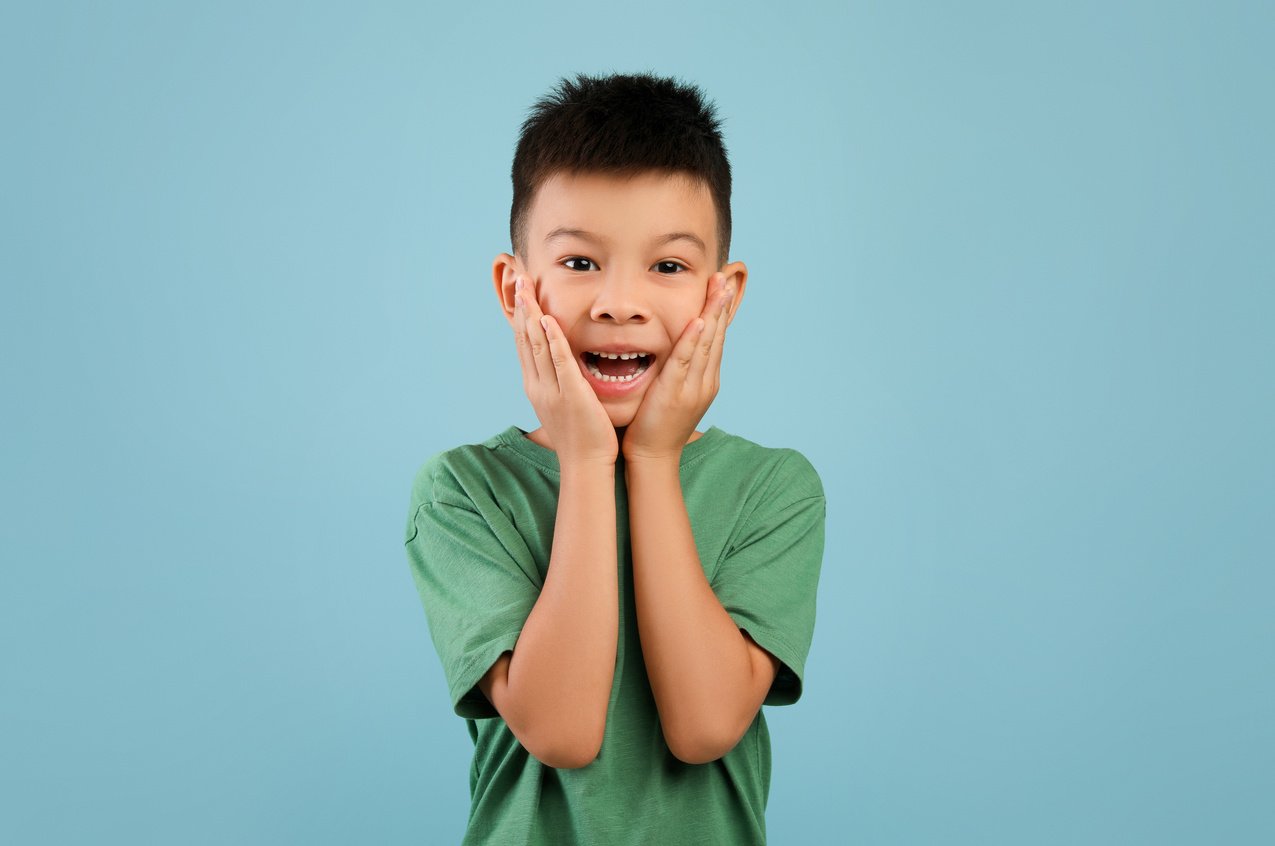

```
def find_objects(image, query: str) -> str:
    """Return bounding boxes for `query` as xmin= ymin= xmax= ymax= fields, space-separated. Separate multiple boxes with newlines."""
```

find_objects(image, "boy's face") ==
xmin=494 ymin=169 xmax=747 ymax=428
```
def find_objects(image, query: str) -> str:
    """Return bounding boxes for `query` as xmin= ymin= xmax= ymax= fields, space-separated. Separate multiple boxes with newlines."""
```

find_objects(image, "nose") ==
xmin=589 ymin=269 xmax=649 ymax=324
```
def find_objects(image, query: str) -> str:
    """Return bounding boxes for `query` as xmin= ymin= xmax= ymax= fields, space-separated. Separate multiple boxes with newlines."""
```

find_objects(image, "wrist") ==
xmin=622 ymin=451 xmax=682 ymax=475
xmin=621 ymin=437 xmax=685 ymax=465
xmin=558 ymin=456 xmax=618 ymax=479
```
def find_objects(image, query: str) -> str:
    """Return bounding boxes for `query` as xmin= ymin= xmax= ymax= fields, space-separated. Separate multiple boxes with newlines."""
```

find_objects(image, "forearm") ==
xmin=626 ymin=456 xmax=757 ymax=763
xmin=495 ymin=462 xmax=618 ymax=766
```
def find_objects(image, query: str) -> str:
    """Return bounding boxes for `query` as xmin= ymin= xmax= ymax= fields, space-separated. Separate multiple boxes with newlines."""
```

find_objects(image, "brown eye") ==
xmin=563 ymin=257 xmax=598 ymax=272
xmin=654 ymin=261 xmax=687 ymax=274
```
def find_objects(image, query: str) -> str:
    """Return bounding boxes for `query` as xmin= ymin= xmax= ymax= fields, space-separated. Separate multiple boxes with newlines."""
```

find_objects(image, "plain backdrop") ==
xmin=3 ymin=1 xmax=1272 ymax=844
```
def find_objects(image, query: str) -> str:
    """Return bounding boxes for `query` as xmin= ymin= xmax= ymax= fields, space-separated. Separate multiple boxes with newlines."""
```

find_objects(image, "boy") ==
xmin=404 ymin=72 xmax=825 ymax=845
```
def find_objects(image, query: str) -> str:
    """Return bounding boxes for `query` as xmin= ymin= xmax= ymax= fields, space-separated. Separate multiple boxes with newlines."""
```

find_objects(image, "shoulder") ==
xmin=403 ymin=429 xmax=524 ymax=545
xmin=695 ymin=429 xmax=824 ymax=504
xmin=405 ymin=427 xmax=539 ymax=515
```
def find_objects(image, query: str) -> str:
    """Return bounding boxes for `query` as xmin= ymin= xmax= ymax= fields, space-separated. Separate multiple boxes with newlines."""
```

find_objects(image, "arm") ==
xmin=478 ymin=462 xmax=617 ymax=769
xmin=478 ymin=275 xmax=620 ymax=769
xmin=621 ymin=270 xmax=776 ymax=763
xmin=626 ymin=456 xmax=780 ymax=764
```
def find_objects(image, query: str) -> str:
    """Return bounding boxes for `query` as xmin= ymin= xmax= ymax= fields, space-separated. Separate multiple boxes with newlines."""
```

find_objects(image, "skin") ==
xmin=481 ymin=169 xmax=781 ymax=767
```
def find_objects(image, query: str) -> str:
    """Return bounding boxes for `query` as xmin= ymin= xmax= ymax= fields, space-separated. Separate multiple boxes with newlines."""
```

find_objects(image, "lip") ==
xmin=577 ymin=350 xmax=657 ymax=397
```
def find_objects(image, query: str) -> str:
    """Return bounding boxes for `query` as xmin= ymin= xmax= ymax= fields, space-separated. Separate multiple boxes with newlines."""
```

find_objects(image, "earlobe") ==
xmin=492 ymin=253 xmax=521 ymax=319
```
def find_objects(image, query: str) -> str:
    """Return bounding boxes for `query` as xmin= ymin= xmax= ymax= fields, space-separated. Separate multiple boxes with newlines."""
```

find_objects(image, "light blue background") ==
xmin=3 ymin=1 xmax=1272 ymax=843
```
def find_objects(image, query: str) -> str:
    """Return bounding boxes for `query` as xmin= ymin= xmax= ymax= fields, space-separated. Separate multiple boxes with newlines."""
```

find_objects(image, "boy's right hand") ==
xmin=513 ymin=276 xmax=618 ymax=467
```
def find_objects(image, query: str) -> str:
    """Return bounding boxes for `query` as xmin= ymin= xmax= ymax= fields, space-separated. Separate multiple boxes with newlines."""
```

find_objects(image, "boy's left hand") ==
xmin=622 ymin=273 xmax=735 ymax=463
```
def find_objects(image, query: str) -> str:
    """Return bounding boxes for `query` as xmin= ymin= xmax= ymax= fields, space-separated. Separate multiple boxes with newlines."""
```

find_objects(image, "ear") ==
xmin=492 ymin=253 xmax=523 ymax=325
xmin=719 ymin=260 xmax=748 ymax=326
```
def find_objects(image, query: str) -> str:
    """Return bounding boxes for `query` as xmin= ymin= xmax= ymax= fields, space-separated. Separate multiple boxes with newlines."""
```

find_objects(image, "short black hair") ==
xmin=510 ymin=72 xmax=732 ymax=267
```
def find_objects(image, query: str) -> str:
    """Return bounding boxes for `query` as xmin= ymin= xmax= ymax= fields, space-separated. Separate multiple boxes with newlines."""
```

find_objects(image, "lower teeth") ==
xmin=586 ymin=360 xmax=649 ymax=382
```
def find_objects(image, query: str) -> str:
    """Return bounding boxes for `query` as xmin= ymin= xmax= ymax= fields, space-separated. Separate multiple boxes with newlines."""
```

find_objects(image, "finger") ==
xmin=705 ymin=280 xmax=732 ymax=387
xmin=540 ymin=314 xmax=583 ymax=394
xmin=515 ymin=277 xmax=549 ymax=385
xmin=512 ymin=281 xmax=538 ymax=384
xmin=521 ymin=278 xmax=557 ymax=388
xmin=664 ymin=315 xmax=706 ymax=386
xmin=688 ymin=274 xmax=728 ymax=384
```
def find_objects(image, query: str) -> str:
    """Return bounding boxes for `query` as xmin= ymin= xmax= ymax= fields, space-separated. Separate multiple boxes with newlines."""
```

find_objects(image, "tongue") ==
xmin=597 ymin=356 xmax=642 ymax=377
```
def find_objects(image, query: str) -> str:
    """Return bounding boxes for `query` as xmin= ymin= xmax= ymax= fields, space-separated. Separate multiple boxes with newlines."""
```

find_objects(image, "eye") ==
xmin=562 ymin=257 xmax=598 ymax=272
xmin=653 ymin=260 xmax=688 ymax=274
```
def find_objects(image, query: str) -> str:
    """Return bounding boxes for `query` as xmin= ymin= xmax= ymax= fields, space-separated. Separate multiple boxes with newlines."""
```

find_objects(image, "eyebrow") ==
xmin=544 ymin=227 xmax=707 ymax=255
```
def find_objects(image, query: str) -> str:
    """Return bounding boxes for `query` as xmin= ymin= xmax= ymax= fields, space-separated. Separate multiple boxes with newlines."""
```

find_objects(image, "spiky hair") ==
xmin=510 ymin=72 xmax=732 ymax=266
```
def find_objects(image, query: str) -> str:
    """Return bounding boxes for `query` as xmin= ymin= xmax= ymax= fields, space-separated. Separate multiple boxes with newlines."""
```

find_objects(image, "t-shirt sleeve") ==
xmin=710 ymin=449 xmax=825 ymax=706
xmin=404 ymin=468 xmax=541 ymax=719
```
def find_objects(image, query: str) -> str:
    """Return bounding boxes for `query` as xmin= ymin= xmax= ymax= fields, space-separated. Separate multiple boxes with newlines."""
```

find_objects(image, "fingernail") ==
xmin=540 ymin=315 xmax=550 ymax=331
xmin=514 ymin=295 xmax=523 ymax=307
xmin=696 ymin=318 xmax=706 ymax=334
xmin=515 ymin=277 xmax=523 ymax=291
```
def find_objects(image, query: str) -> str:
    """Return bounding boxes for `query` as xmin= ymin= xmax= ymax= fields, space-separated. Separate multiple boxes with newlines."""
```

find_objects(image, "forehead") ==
xmin=527 ymin=170 xmax=717 ymax=255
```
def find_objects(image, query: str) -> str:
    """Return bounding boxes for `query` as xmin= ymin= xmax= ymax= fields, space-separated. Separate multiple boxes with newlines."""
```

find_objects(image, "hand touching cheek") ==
xmin=621 ymin=273 xmax=735 ymax=463
xmin=512 ymin=277 xmax=619 ymax=468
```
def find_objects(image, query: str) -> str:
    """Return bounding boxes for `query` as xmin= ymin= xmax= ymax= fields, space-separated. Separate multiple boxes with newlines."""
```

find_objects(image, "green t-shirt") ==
xmin=404 ymin=426 xmax=825 ymax=845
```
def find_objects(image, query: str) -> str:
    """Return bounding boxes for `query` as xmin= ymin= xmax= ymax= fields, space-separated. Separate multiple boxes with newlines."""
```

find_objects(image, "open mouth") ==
xmin=581 ymin=350 xmax=653 ymax=383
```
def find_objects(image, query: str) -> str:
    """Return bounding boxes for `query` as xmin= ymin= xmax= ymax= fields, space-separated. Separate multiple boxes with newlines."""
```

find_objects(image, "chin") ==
xmin=604 ymin=406 xmax=638 ymax=429
xmin=597 ymin=395 xmax=642 ymax=429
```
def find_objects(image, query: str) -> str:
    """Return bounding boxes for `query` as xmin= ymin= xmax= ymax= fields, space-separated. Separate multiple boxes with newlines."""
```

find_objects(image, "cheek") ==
xmin=534 ymin=280 xmax=582 ymax=318
xmin=533 ymin=287 xmax=569 ymax=324
xmin=659 ymin=297 xmax=707 ymax=340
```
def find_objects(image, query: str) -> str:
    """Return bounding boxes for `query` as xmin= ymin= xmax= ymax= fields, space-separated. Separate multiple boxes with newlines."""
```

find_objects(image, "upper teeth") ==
xmin=589 ymin=351 xmax=649 ymax=360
